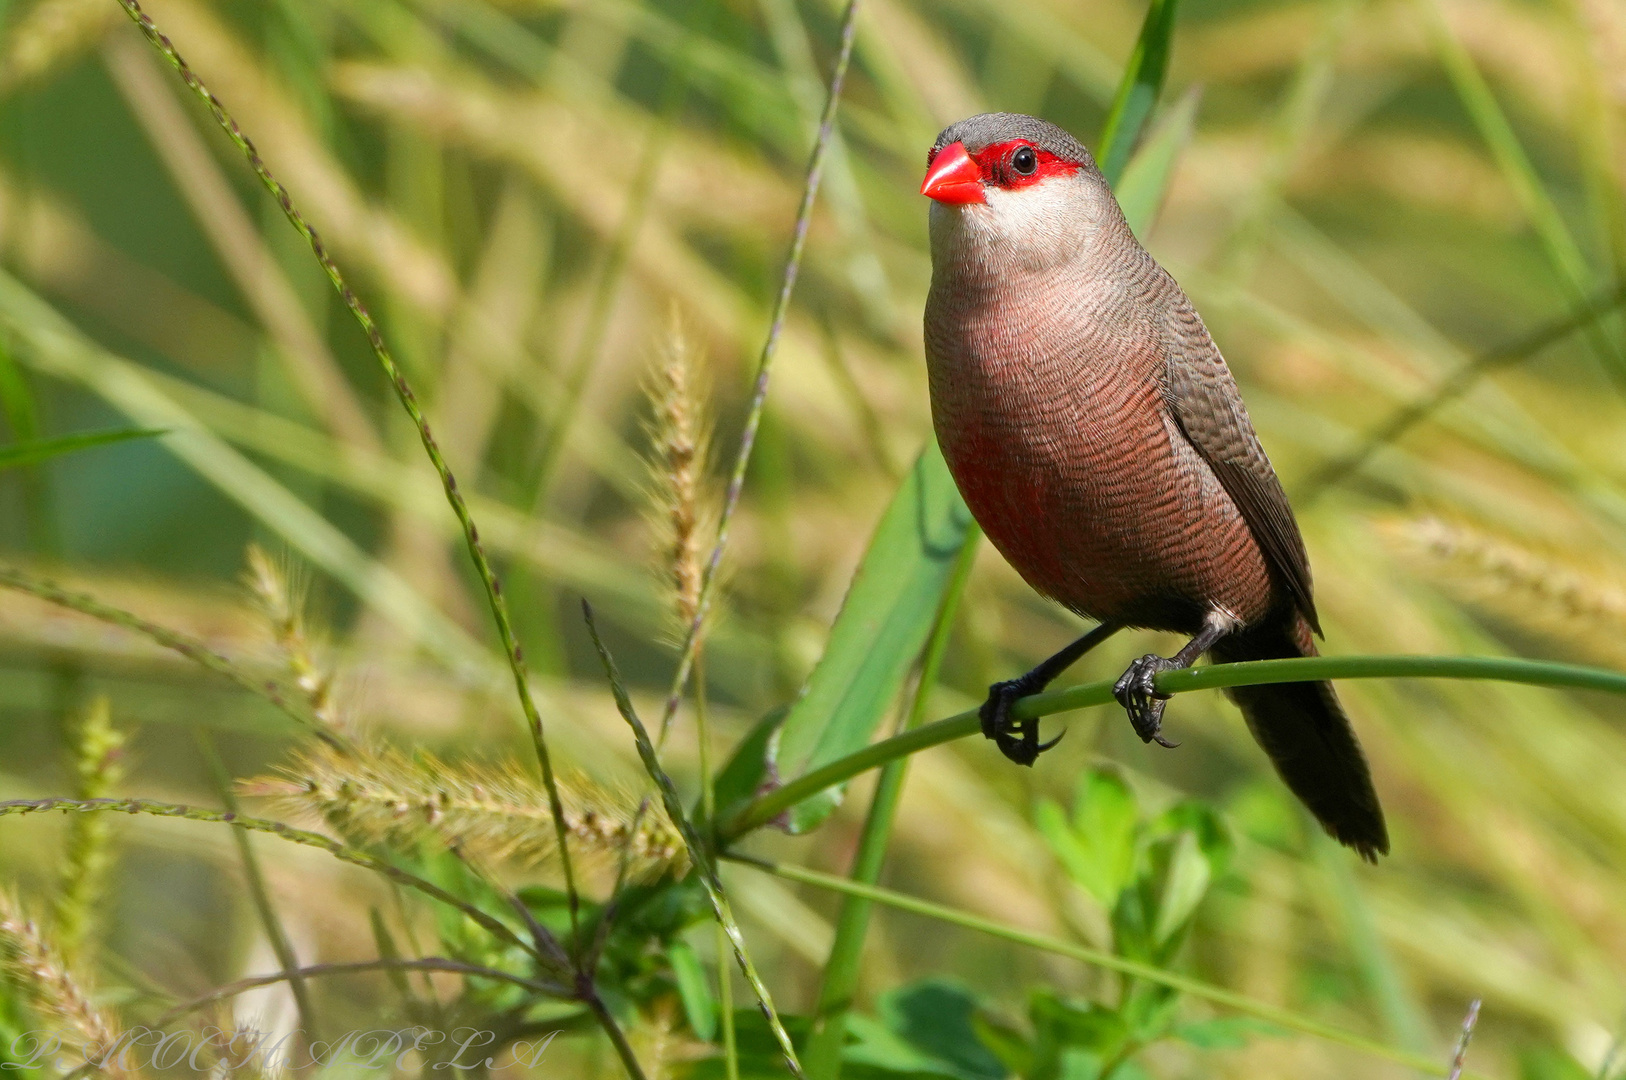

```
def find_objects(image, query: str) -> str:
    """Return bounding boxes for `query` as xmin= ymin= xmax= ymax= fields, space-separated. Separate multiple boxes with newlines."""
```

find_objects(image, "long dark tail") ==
xmin=1212 ymin=617 xmax=1389 ymax=861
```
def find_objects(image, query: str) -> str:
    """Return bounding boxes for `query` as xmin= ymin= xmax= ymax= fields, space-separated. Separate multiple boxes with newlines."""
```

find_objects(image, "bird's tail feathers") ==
xmin=1212 ymin=617 xmax=1389 ymax=861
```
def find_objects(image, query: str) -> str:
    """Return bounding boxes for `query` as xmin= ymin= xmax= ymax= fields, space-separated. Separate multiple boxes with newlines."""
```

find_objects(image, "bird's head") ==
xmin=921 ymin=113 xmax=1117 ymax=276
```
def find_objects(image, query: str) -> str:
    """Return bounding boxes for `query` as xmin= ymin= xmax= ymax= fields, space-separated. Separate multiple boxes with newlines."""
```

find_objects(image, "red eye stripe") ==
xmin=970 ymin=139 xmax=1079 ymax=189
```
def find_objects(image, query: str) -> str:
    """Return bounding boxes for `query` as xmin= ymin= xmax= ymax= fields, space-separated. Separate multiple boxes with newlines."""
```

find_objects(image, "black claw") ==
xmin=978 ymin=678 xmax=1060 ymax=767
xmin=1113 ymin=653 xmax=1179 ymax=749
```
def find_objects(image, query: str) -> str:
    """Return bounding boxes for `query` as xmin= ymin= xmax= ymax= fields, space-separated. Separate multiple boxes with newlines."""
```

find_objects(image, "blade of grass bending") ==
xmin=1297 ymin=285 xmax=1626 ymax=501
xmin=1115 ymin=85 xmax=1200 ymax=239
xmin=581 ymin=602 xmax=804 ymax=1080
xmin=1419 ymin=0 xmax=1626 ymax=385
xmin=0 ymin=336 xmax=55 ymax=553
xmin=730 ymin=856 xmax=1487 ymax=1080
xmin=801 ymin=523 xmax=981 ymax=1080
xmin=0 ymin=797 xmax=544 ymax=966
xmin=0 ymin=427 xmax=164 ymax=470
xmin=723 ymin=652 xmax=1626 ymax=837
xmin=110 ymin=0 xmax=582 ymax=944
xmin=1096 ymin=0 xmax=1181 ymax=186
xmin=152 ymin=957 xmax=569 ymax=1028
xmin=0 ymin=565 xmax=338 ymax=747
xmin=0 ymin=275 xmax=492 ymax=687
xmin=658 ymin=0 xmax=863 ymax=745
xmin=527 ymin=0 xmax=718 ymax=502
xmin=769 ymin=443 xmax=973 ymax=834
xmin=194 ymin=729 xmax=317 ymax=1041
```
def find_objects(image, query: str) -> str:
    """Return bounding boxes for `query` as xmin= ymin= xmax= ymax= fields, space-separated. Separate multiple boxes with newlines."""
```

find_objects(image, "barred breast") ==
xmin=922 ymin=265 xmax=1277 ymax=635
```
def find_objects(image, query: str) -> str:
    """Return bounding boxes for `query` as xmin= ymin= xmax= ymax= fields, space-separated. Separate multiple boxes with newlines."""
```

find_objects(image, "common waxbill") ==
xmin=920 ymin=113 xmax=1387 ymax=860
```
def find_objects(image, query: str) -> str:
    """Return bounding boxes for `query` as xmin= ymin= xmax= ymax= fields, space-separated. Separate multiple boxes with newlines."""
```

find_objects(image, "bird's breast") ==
xmin=923 ymin=275 xmax=1273 ymax=631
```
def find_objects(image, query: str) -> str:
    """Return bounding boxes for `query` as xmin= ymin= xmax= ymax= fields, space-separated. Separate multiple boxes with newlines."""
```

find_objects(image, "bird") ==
xmin=919 ymin=112 xmax=1388 ymax=860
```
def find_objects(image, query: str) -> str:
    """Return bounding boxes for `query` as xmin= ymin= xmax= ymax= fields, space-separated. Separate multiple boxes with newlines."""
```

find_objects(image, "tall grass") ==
xmin=0 ymin=0 xmax=1624 ymax=1077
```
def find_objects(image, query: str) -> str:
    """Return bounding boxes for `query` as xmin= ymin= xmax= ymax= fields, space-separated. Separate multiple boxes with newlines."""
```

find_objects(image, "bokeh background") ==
xmin=2 ymin=0 xmax=1625 ymax=1075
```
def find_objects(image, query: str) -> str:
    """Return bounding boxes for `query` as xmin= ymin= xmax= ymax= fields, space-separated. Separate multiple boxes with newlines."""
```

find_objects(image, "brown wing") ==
xmin=1158 ymin=292 xmax=1321 ymax=635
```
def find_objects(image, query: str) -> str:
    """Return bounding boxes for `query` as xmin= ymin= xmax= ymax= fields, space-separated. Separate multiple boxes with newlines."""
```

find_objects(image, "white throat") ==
xmin=927 ymin=171 xmax=1112 ymax=286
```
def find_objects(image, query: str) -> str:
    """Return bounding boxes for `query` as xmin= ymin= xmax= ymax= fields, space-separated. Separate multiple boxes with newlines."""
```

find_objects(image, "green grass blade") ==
xmin=194 ymin=728 xmax=319 ymax=1041
xmin=724 ymin=653 xmax=1626 ymax=837
xmin=581 ymin=602 xmax=804 ymax=1080
xmin=658 ymin=0 xmax=862 ymax=743
xmin=0 ymin=567 xmax=331 ymax=743
xmin=0 ymin=427 xmax=164 ymax=470
xmin=1115 ymin=84 xmax=1201 ymax=239
xmin=0 ymin=268 xmax=494 ymax=683
xmin=1419 ymin=0 xmax=1625 ymax=382
xmin=1096 ymin=0 xmax=1181 ymax=185
xmin=0 ymin=797 xmax=544 ymax=964
xmin=801 ymin=523 xmax=981 ymax=1080
xmin=770 ymin=443 xmax=973 ymax=834
xmin=112 ymin=0 xmax=585 ymax=941
xmin=730 ymin=856 xmax=1486 ymax=1080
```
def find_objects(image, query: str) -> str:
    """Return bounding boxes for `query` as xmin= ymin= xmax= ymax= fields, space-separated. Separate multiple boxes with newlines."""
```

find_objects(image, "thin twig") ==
xmin=0 ymin=565 xmax=337 ymax=747
xmin=657 ymin=0 xmax=863 ymax=743
xmin=581 ymin=602 xmax=804 ymax=1079
xmin=0 ymin=797 xmax=544 ymax=965
xmin=1447 ymin=999 xmax=1482 ymax=1080
xmin=110 ymin=0 xmax=583 ymax=941
xmin=152 ymin=957 xmax=569 ymax=1029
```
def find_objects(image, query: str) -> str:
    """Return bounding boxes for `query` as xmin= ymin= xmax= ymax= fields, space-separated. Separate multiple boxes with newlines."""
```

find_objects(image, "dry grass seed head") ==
xmin=642 ymin=309 xmax=717 ymax=636
xmin=242 ymin=544 xmax=336 ymax=727
xmin=244 ymin=739 xmax=687 ymax=880
xmin=0 ymin=893 xmax=128 ymax=1077
xmin=1388 ymin=515 xmax=1626 ymax=666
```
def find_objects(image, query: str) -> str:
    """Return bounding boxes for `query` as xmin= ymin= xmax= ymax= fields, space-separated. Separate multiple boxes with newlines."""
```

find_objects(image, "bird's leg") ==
xmin=1112 ymin=610 xmax=1236 ymax=748
xmin=981 ymin=623 xmax=1121 ymax=766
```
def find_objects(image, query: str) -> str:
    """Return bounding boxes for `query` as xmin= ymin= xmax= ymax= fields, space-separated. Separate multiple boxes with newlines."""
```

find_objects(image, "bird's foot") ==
xmin=979 ymin=677 xmax=1064 ymax=766
xmin=1112 ymin=654 xmax=1181 ymax=748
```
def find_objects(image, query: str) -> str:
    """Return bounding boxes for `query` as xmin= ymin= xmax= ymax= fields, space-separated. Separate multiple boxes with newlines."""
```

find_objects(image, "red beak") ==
xmin=920 ymin=141 xmax=985 ymax=205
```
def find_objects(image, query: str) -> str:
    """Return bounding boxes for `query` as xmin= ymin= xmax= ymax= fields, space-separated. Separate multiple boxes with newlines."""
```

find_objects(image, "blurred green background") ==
xmin=2 ymin=0 xmax=1625 ymax=1075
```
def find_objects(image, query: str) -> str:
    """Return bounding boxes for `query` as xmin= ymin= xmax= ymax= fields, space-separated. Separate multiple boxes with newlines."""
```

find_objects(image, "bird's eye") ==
xmin=1012 ymin=146 xmax=1037 ymax=175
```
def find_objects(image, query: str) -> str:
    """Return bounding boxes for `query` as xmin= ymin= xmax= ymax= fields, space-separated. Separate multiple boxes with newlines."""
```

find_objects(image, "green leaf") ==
xmin=1153 ymin=799 xmax=1233 ymax=877
xmin=769 ymin=441 xmax=973 ymax=834
xmin=0 ymin=427 xmax=165 ymax=470
xmin=1516 ymin=1046 xmax=1594 ymax=1080
xmin=1170 ymin=1017 xmax=1281 ymax=1050
xmin=1037 ymin=769 xmax=1139 ymax=907
xmin=1028 ymin=991 xmax=1129 ymax=1080
xmin=1095 ymin=0 xmax=1182 ymax=186
xmin=669 ymin=938 xmax=718 ymax=1042
xmin=874 ymin=980 xmax=1004 ymax=1080
xmin=0 ymin=336 xmax=40 ymax=442
xmin=970 ymin=1013 xmax=1033 ymax=1079
xmin=1114 ymin=85 xmax=1201 ymax=239
xmin=711 ymin=706 xmax=787 ymax=826
xmin=1151 ymin=830 xmax=1210 ymax=946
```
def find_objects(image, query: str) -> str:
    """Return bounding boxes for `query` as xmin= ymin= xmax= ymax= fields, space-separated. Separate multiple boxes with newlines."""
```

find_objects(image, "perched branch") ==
xmin=724 ymin=652 xmax=1626 ymax=837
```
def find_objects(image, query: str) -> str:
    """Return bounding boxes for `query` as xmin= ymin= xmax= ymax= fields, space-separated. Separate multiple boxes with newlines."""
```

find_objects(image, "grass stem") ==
xmin=657 ymin=0 xmax=862 ymax=743
xmin=724 ymin=652 xmax=1626 ymax=837
xmin=111 ymin=0 xmax=583 ymax=942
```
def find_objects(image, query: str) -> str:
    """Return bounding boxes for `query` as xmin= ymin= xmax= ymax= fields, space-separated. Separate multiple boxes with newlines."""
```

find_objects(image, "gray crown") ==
xmin=930 ymin=113 xmax=1099 ymax=174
